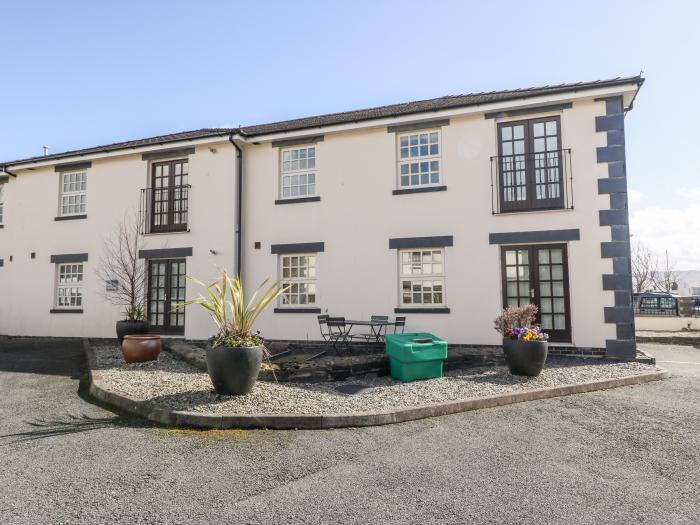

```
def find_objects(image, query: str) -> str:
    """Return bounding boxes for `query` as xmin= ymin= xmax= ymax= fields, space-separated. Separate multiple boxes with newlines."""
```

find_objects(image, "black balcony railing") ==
xmin=139 ymin=184 xmax=190 ymax=234
xmin=490 ymin=149 xmax=573 ymax=214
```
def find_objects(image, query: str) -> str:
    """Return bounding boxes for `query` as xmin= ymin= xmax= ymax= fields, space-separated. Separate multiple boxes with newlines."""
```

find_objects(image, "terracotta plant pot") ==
xmin=116 ymin=320 xmax=149 ymax=343
xmin=121 ymin=335 xmax=162 ymax=363
xmin=503 ymin=338 xmax=548 ymax=377
xmin=205 ymin=345 xmax=263 ymax=395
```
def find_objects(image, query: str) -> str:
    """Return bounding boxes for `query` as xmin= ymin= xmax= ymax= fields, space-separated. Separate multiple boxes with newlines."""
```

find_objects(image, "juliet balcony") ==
xmin=139 ymin=184 xmax=191 ymax=234
xmin=490 ymin=149 xmax=573 ymax=214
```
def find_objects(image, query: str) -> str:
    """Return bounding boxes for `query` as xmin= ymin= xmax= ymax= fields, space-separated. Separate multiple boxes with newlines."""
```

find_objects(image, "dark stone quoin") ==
xmin=596 ymin=96 xmax=636 ymax=359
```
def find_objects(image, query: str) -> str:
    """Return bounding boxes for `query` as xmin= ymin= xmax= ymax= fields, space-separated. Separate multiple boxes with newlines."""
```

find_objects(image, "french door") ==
xmin=150 ymin=159 xmax=189 ymax=233
xmin=501 ymin=244 xmax=571 ymax=342
xmin=147 ymin=259 xmax=186 ymax=335
xmin=497 ymin=116 xmax=564 ymax=212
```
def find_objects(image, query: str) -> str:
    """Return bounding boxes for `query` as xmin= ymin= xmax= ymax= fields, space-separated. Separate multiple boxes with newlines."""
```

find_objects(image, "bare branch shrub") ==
xmin=653 ymin=250 xmax=678 ymax=294
xmin=95 ymin=211 xmax=147 ymax=320
xmin=631 ymin=241 xmax=657 ymax=293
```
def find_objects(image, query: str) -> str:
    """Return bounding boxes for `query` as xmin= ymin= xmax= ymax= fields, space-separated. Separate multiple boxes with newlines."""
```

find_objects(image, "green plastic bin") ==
xmin=385 ymin=332 xmax=448 ymax=382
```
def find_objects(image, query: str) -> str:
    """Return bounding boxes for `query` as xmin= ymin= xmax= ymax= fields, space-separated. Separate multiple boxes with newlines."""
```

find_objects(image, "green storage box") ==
xmin=385 ymin=332 xmax=448 ymax=382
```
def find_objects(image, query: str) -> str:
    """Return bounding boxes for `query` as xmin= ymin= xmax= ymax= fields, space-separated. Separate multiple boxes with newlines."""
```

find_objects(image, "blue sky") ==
xmin=1 ymin=0 xmax=698 ymax=266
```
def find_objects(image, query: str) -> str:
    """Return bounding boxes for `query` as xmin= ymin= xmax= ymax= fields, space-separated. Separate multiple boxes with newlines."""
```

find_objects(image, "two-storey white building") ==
xmin=0 ymin=76 xmax=644 ymax=358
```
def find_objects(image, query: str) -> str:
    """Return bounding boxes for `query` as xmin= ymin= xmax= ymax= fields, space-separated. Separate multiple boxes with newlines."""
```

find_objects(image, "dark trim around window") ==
xmin=54 ymin=214 xmax=87 ymax=221
xmin=274 ymin=307 xmax=322 ymax=314
xmin=389 ymin=236 xmax=453 ymax=250
xmin=392 ymin=185 xmax=447 ymax=196
xmin=50 ymin=253 xmax=88 ymax=263
xmin=271 ymin=242 xmax=324 ymax=254
xmin=394 ymin=307 xmax=450 ymax=314
xmin=275 ymin=196 xmax=321 ymax=205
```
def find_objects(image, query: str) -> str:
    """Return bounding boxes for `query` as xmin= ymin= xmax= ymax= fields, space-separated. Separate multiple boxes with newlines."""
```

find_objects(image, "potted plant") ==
xmin=116 ymin=305 xmax=149 ymax=343
xmin=96 ymin=212 xmax=150 ymax=342
xmin=121 ymin=334 xmax=162 ymax=363
xmin=494 ymin=304 xmax=549 ymax=376
xmin=178 ymin=269 xmax=286 ymax=395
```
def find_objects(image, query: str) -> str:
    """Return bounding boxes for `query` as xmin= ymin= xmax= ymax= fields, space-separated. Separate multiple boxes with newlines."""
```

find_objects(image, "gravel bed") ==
xmin=92 ymin=344 xmax=659 ymax=415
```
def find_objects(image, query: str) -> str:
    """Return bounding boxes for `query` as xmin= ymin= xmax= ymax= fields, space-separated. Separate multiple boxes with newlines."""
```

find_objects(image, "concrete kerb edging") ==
xmin=83 ymin=340 xmax=671 ymax=430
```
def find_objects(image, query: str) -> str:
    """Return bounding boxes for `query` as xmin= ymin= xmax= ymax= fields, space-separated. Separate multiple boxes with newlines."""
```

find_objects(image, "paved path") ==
xmin=0 ymin=340 xmax=698 ymax=524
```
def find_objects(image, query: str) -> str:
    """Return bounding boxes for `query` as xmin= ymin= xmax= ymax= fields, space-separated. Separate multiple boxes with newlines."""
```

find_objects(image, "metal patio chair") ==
xmin=355 ymin=315 xmax=390 ymax=343
xmin=326 ymin=317 xmax=349 ymax=350
xmin=393 ymin=316 xmax=406 ymax=334
xmin=317 ymin=314 xmax=331 ymax=342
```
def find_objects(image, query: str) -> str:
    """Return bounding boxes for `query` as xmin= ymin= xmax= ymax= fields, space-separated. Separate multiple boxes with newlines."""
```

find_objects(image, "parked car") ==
xmin=633 ymin=292 xmax=678 ymax=316
xmin=693 ymin=296 xmax=700 ymax=315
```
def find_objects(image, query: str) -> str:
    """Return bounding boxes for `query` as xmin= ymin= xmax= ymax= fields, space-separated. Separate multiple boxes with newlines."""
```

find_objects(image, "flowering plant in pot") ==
xmin=177 ymin=269 xmax=286 ymax=395
xmin=494 ymin=304 xmax=549 ymax=376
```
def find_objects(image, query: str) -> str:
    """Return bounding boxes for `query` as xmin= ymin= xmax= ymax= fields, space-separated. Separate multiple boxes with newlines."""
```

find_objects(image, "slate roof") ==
xmin=2 ymin=76 xmax=643 ymax=168
xmin=239 ymin=76 xmax=643 ymax=137
xmin=1 ymin=128 xmax=234 ymax=168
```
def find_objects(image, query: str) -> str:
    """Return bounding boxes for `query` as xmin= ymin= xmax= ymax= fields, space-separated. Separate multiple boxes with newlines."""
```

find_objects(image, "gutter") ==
xmin=0 ymin=165 xmax=17 ymax=177
xmin=625 ymin=76 xmax=645 ymax=113
xmin=228 ymin=133 xmax=244 ymax=277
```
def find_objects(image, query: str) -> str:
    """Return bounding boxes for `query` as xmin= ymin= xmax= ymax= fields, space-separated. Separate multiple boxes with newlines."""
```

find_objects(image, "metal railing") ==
xmin=634 ymin=298 xmax=678 ymax=316
xmin=139 ymin=184 xmax=190 ymax=234
xmin=490 ymin=149 xmax=573 ymax=214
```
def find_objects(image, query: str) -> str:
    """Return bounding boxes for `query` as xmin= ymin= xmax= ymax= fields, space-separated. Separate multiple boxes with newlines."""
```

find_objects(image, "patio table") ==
xmin=342 ymin=319 xmax=396 ymax=347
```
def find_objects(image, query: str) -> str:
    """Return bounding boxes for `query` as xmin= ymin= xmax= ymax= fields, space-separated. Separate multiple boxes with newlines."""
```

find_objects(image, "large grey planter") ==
xmin=205 ymin=345 xmax=263 ymax=395
xmin=503 ymin=338 xmax=548 ymax=377
xmin=116 ymin=320 xmax=149 ymax=343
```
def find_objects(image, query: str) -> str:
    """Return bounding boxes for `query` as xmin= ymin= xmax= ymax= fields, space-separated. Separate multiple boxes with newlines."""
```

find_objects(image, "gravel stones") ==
xmin=92 ymin=343 xmax=658 ymax=416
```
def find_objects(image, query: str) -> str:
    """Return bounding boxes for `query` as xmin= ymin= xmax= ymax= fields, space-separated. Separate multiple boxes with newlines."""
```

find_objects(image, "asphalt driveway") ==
xmin=0 ymin=339 xmax=698 ymax=524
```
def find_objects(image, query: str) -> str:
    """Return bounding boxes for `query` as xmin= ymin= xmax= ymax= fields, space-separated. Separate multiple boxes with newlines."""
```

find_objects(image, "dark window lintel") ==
xmin=489 ymin=229 xmax=580 ymax=245
xmin=271 ymin=136 xmax=324 ymax=148
xmin=271 ymin=242 xmax=324 ymax=254
xmin=389 ymin=236 xmax=453 ymax=250
xmin=139 ymin=247 xmax=193 ymax=259
xmin=54 ymin=161 xmax=92 ymax=172
xmin=50 ymin=253 xmax=88 ymax=263
xmin=141 ymin=147 xmax=195 ymax=161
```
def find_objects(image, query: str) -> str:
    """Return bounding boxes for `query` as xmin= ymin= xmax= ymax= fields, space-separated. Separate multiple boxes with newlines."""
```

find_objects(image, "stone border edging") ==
xmin=83 ymin=340 xmax=670 ymax=430
xmin=637 ymin=335 xmax=700 ymax=346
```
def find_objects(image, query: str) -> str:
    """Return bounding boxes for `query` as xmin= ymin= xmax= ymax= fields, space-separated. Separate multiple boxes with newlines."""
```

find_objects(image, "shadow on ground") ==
xmin=0 ymin=338 xmax=85 ymax=378
xmin=0 ymin=337 xmax=160 ymax=443
xmin=0 ymin=412 xmax=155 ymax=445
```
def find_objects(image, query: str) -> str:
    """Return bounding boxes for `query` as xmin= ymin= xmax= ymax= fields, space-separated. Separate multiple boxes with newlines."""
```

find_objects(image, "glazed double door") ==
xmin=147 ymin=259 xmax=186 ymax=335
xmin=501 ymin=244 xmax=571 ymax=342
